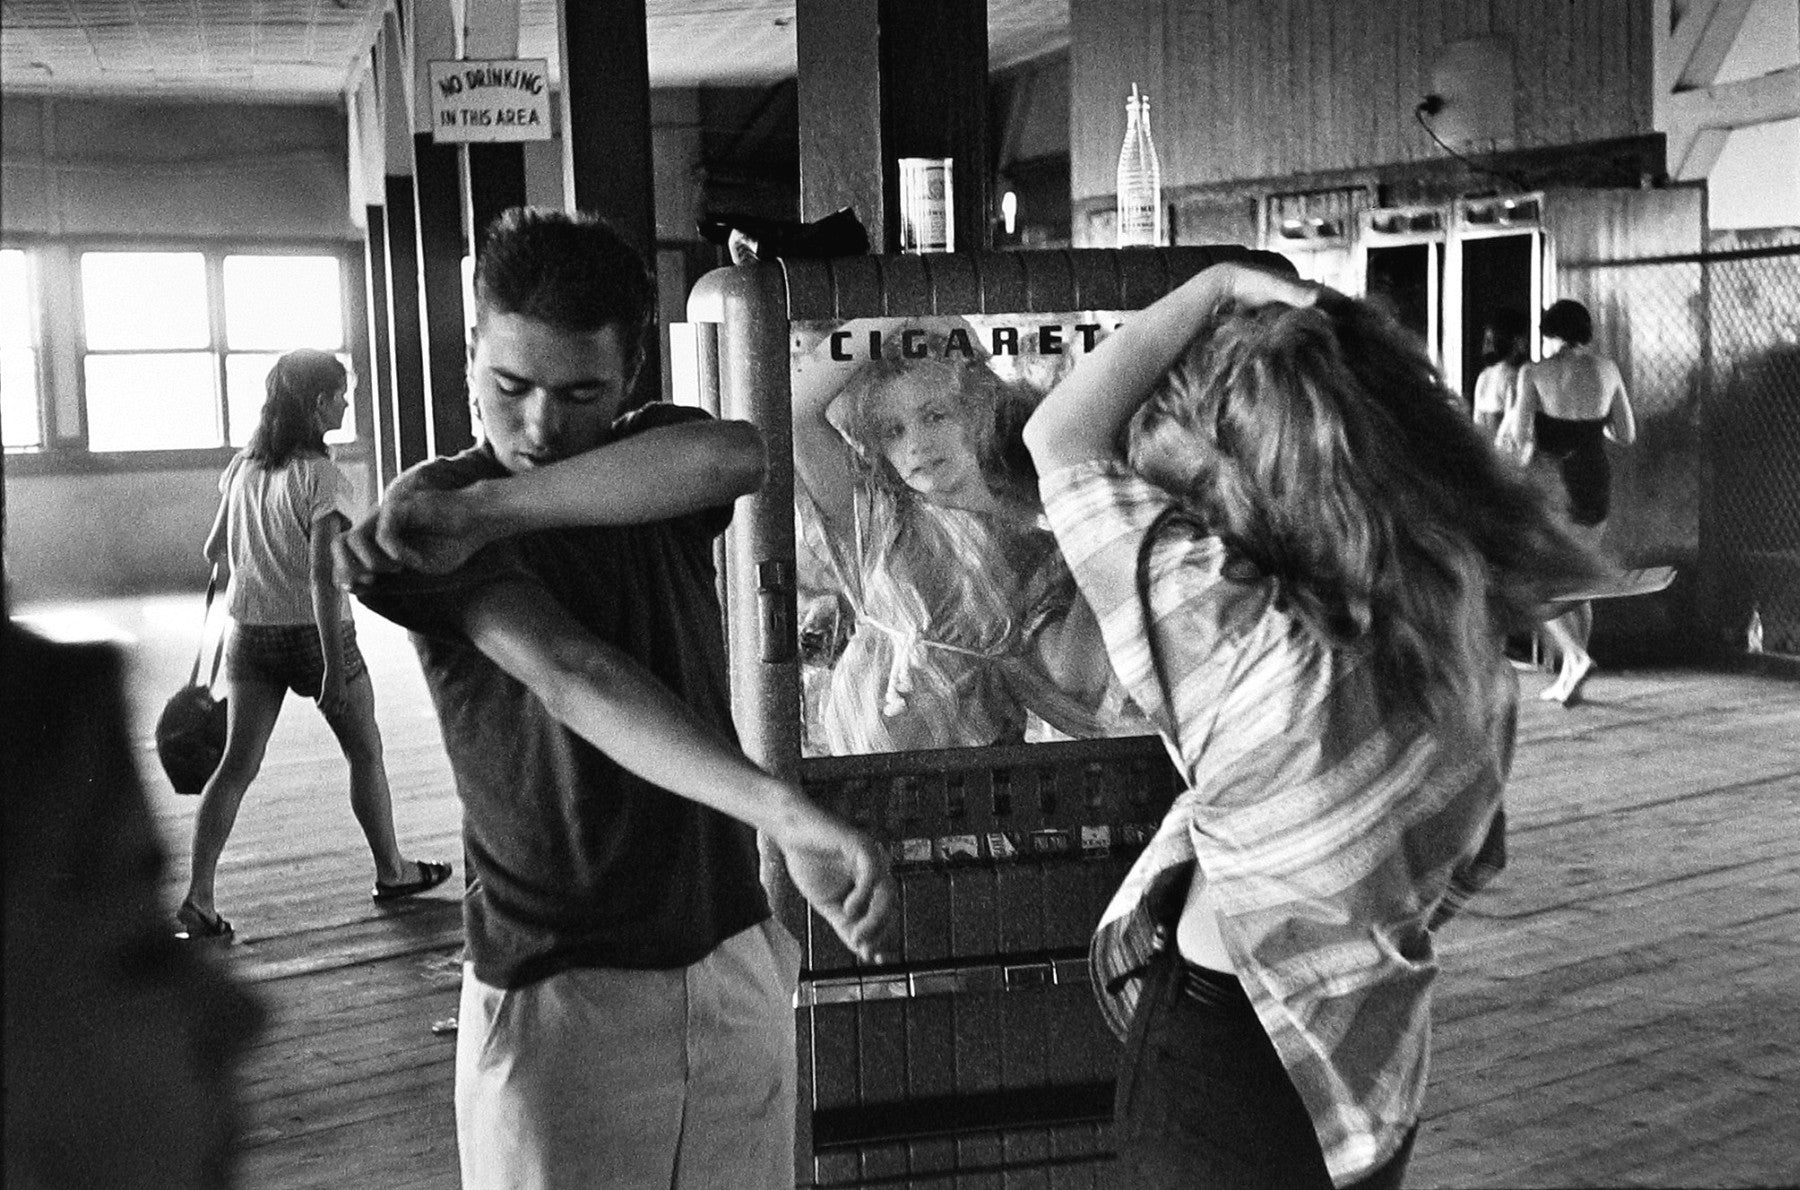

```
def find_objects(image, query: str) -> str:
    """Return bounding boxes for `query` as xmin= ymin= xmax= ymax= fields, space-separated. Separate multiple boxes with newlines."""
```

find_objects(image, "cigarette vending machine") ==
xmin=685 ymin=246 xmax=1284 ymax=1189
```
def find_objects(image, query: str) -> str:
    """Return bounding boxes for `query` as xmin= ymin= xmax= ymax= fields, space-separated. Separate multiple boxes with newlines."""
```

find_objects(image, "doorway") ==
xmin=1365 ymin=242 xmax=1439 ymax=350
xmin=1459 ymin=233 xmax=1536 ymax=405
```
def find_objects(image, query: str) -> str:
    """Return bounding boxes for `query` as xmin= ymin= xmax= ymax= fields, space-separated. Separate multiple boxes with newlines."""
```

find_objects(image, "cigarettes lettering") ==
xmin=828 ymin=324 xmax=1109 ymax=362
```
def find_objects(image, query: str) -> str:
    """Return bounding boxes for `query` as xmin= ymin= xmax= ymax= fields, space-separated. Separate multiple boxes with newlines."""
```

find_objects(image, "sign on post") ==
xmin=428 ymin=59 xmax=553 ymax=143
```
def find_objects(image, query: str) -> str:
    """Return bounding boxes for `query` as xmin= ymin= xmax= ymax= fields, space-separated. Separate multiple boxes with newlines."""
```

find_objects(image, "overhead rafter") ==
xmin=1655 ymin=0 xmax=1800 ymax=180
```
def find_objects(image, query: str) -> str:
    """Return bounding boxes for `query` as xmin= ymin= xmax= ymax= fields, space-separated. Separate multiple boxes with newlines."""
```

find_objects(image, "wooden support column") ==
xmin=557 ymin=0 xmax=660 ymax=405
xmin=349 ymin=60 xmax=401 ymax=488
xmin=380 ymin=12 xmax=430 ymax=471
xmin=383 ymin=176 xmax=431 ymax=470
xmin=468 ymin=145 xmax=529 ymax=253
xmin=411 ymin=0 xmax=472 ymax=457
xmin=463 ymin=0 xmax=529 ymax=255
xmin=412 ymin=130 xmax=472 ymax=456
xmin=362 ymin=202 xmax=400 ymax=488
xmin=796 ymin=0 xmax=990 ymax=254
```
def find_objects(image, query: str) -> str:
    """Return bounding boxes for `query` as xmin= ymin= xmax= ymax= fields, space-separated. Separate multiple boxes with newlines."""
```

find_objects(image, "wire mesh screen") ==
xmin=1564 ymin=246 xmax=1800 ymax=657
xmin=1706 ymin=248 xmax=1800 ymax=657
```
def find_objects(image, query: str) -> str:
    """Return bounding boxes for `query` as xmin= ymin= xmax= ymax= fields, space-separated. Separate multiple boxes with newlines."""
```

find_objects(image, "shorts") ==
xmin=455 ymin=919 xmax=802 ymax=1190
xmin=1534 ymin=413 xmax=1611 ymax=527
xmin=225 ymin=620 xmax=367 ymax=699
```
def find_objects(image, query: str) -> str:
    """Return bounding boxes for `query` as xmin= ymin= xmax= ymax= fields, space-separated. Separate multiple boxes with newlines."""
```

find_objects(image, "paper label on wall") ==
xmin=429 ymin=59 xmax=552 ymax=143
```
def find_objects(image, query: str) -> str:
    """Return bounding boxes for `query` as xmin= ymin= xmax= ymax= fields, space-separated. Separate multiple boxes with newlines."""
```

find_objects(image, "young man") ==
xmin=336 ymin=207 xmax=893 ymax=1189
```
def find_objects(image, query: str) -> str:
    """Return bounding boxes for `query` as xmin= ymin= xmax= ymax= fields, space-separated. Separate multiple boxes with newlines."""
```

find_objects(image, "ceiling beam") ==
xmin=1660 ymin=0 xmax=1757 ymax=92
xmin=1665 ymin=64 xmax=1800 ymax=179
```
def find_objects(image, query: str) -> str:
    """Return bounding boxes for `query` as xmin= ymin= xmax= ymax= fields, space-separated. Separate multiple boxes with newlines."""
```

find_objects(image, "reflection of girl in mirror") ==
xmin=793 ymin=321 xmax=1136 ymax=755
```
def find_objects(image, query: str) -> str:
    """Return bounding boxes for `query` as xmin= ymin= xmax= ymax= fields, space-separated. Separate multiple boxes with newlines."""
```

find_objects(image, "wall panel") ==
xmin=1070 ymin=0 xmax=1655 ymax=202
xmin=0 ymin=96 xmax=354 ymax=240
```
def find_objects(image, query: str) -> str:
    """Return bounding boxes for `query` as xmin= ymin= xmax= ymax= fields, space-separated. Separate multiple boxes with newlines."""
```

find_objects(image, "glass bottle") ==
xmin=1116 ymin=85 xmax=1163 ymax=247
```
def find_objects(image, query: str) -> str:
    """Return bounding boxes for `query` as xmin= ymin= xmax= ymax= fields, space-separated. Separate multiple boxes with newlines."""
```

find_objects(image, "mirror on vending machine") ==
xmin=787 ymin=312 xmax=1160 ymax=758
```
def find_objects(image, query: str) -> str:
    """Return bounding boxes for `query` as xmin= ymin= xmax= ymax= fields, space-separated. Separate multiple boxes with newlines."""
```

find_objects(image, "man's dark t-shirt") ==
xmin=355 ymin=404 xmax=770 ymax=989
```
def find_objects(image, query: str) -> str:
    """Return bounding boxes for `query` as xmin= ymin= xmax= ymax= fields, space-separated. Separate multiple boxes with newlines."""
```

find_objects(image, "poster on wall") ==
xmin=789 ymin=313 xmax=1158 ymax=758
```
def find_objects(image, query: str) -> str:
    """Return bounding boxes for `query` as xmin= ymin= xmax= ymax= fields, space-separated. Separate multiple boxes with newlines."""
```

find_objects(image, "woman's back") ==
xmin=220 ymin=450 xmax=348 ymax=625
xmin=1525 ymin=347 xmax=1622 ymax=421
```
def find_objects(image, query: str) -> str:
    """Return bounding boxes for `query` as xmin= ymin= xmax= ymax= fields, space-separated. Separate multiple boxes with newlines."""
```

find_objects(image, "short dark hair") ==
xmin=1541 ymin=299 xmax=1593 ymax=345
xmin=473 ymin=207 xmax=657 ymax=377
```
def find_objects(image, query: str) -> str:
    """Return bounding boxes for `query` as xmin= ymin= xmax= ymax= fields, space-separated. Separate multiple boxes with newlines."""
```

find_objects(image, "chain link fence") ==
xmin=1705 ymin=248 xmax=1800 ymax=657
xmin=1564 ymin=245 xmax=1800 ymax=658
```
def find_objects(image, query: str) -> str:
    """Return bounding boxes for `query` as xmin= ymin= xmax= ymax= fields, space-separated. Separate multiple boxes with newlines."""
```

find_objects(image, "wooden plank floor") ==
xmin=17 ymin=595 xmax=1799 ymax=1189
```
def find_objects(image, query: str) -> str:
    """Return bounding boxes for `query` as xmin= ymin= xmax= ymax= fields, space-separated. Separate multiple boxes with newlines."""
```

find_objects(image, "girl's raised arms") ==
xmin=1022 ymin=263 xmax=1318 ymax=474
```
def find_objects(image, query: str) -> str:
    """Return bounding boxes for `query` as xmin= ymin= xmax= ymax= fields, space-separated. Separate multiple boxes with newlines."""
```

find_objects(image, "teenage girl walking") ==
xmin=177 ymin=349 xmax=447 ymax=942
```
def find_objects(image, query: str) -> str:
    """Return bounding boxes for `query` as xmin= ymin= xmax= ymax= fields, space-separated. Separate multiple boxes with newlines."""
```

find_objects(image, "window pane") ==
xmin=82 ymin=253 xmax=210 ymax=350
xmin=223 ymin=255 xmax=344 ymax=350
xmin=1 ymin=249 xmax=32 ymax=348
xmin=3 ymin=348 xmax=42 ymax=449
xmin=1 ymin=252 xmax=41 ymax=448
xmin=226 ymin=353 xmax=358 ymax=447
xmin=85 ymin=353 xmax=219 ymax=451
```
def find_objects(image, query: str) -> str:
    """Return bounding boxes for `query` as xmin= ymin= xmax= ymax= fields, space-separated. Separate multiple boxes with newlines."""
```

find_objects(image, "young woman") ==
xmin=793 ymin=323 xmax=1139 ymax=756
xmin=177 ymin=349 xmax=447 ymax=942
xmin=1471 ymin=306 xmax=1530 ymax=440
xmin=1501 ymin=298 xmax=1637 ymax=705
xmin=1024 ymin=264 xmax=1605 ymax=1189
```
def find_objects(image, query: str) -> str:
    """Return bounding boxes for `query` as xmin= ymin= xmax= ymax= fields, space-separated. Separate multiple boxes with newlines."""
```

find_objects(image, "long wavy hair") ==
xmin=1127 ymin=292 xmax=1606 ymax=726
xmin=836 ymin=342 xmax=1040 ymax=511
xmin=246 ymin=349 xmax=345 ymax=469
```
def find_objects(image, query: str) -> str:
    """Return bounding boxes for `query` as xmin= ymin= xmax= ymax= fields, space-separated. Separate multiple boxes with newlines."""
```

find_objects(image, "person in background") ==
xmin=335 ymin=207 xmax=894 ymax=1189
xmin=1472 ymin=306 xmax=1530 ymax=440
xmin=1024 ymin=263 xmax=1606 ymax=1189
xmin=178 ymin=349 xmax=449 ymax=943
xmin=1501 ymin=298 xmax=1638 ymax=705
xmin=5 ymin=625 xmax=265 ymax=1189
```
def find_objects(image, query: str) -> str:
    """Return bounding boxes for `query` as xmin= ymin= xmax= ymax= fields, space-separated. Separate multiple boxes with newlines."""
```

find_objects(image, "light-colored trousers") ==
xmin=455 ymin=919 xmax=802 ymax=1190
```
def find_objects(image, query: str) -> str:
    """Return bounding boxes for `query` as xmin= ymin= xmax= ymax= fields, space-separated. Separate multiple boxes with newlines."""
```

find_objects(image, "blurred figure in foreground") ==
xmin=4 ymin=625 xmax=265 ymax=1189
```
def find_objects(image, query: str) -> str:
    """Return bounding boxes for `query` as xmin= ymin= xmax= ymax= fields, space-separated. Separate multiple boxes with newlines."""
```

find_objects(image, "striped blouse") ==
xmin=1039 ymin=459 xmax=1513 ymax=1186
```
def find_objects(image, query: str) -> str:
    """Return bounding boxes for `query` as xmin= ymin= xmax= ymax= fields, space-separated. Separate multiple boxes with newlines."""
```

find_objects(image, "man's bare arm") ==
xmin=462 ymin=579 xmax=896 ymax=960
xmin=337 ymin=419 xmax=766 ymax=584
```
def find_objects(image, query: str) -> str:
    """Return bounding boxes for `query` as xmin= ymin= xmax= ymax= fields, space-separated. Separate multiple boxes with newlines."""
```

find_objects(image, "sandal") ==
xmin=176 ymin=901 xmax=234 ymax=944
xmin=373 ymin=859 xmax=453 ymax=903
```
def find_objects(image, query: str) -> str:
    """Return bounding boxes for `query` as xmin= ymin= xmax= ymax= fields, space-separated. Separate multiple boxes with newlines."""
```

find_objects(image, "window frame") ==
xmin=3 ymin=233 xmax=370 ymax=476
xmin=0 ymin=245 xmax=49 ymax=453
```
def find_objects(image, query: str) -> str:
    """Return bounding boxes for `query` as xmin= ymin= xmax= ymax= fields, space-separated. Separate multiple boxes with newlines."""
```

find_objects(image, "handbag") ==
xmin=155 ymin=566 xmax=229 ymax=795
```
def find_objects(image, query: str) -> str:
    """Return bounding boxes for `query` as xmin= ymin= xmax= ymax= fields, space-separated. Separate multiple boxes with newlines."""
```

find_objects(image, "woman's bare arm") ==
xmin=790 ymin=328 xmax=871 ymax=542
xmin=309 ymin=513 xmax=350 ymax=716
xmin=1604 ymin=360 xmax=1636 ymax=446
xmin=202 ymin=493 xmax=229 ymax=567
xmin=1023 ymin=263 xmax=1317 ymax=473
